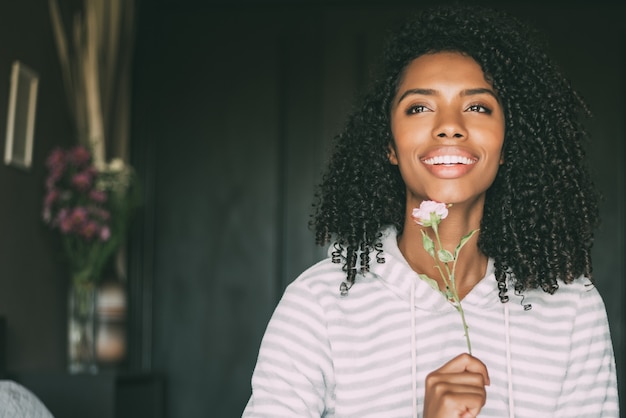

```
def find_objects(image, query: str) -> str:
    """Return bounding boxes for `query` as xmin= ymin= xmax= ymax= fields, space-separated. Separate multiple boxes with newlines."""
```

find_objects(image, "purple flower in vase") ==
xmin=68 ymin=146 xmax=92 ymax=168
xmin=45 ymin=147 xmax=66 ymax=169
xmin=46 ymin=166 xmax=66 ymax=188
xmin=71 ymin=170 xmax=94 ymax=192
xmin=80 ymin=220 xmax=99 ymax=240
xmin=42 ymin=145 xmax=138 ymax=285
xmin=57 ymin=208 xmax=72 ymax=233
xmin=44 ymin=189 xmax=60 ymax=206
xmin=69 ymin=207 xmax=88 ymax=227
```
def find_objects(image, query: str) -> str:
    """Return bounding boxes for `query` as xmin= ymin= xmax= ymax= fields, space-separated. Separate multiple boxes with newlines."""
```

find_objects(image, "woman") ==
xmin=243 ymin=4 xmax=618 ymax=417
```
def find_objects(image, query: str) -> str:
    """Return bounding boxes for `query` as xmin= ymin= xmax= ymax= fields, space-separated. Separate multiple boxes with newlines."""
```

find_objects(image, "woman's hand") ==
xmin=423 ymin=353 xmax=490 ymax=418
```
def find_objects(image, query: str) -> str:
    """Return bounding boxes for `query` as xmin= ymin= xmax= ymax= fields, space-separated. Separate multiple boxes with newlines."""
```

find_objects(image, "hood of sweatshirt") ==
xmin=361 ymin=226 xmax=516 ymax=418
xmin=366 ymin=226 xmax=499 ymax=311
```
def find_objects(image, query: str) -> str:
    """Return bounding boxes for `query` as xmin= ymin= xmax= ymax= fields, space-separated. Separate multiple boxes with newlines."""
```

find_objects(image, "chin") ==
xmin=424 ymin=190 xmax=486 ymax=207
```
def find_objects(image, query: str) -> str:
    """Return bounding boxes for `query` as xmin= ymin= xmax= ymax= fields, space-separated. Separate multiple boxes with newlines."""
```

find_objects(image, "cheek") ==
xmin=485 ymin=123 xmax=505 ymax=160
xmin=390 ymin=124 xmax=421 ymax=159
xmin=489 ymin=142 xmax=505 ymax=171
xmin=390 ymin=143 xmax=418 ymax=168
xmin=493 ymin=139 xmax=504 ymax=165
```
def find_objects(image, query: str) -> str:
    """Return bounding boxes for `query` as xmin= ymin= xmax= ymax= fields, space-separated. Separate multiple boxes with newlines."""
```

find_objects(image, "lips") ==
xmin=420 ymin=149 xmax=478 ymax=178
xmin=422 ymin=155 xmax=476 ymax=165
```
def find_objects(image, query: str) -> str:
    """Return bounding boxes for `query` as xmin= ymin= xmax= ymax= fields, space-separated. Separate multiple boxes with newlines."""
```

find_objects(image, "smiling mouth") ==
xmin=422 ymin=155 xmax=477 ymax=165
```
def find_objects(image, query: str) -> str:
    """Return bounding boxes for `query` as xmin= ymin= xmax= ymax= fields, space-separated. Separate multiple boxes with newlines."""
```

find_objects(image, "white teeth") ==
xmin=423 ymin=155 xmax=475 ymax=165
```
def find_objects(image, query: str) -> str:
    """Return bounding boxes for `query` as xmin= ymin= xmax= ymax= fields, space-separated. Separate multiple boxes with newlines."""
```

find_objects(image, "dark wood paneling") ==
xmin=133 ymin=7 xmax=287 ymax=417
xmin=0 ymin=0 xmax=74 ymax=373
xmin=131 ymin=3 xmax=625 ymax=417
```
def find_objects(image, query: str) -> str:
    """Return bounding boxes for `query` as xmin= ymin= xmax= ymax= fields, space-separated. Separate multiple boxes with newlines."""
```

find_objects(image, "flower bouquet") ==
xmin=43 ymin=145 xmax=138 ymax=284
xmin=42 ymin=145 xmax=138 ymax=372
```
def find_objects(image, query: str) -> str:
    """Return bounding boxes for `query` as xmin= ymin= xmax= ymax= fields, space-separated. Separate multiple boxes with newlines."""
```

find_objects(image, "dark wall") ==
xmin=0 ymin=1 xmax=73 ymax=373
xmin=131 ymin=1 xmax=624 ymax=417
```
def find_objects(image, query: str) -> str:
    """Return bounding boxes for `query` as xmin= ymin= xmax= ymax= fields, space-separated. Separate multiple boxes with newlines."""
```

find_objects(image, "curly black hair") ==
xmin=311 ymin=4 xmax=599 ymax=301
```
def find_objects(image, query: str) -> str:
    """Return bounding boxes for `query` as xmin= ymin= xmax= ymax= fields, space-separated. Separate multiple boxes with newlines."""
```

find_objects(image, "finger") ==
xmin=441 ymin=388 xmax=486 ymax=413
xmin=433 ymin=382 xmax=487 ymax=400
xmin=424 ymin=383 xmax=486 ymax=418
xmin=436 ymin=353 xmax=490 ymax=385
xmin=427 ymin=371 xmax=487 ymax=390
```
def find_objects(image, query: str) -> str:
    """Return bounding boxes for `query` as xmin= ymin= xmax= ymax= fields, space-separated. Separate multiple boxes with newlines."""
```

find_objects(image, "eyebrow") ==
xmin=396 ymin=87 xmax=499 ymax=105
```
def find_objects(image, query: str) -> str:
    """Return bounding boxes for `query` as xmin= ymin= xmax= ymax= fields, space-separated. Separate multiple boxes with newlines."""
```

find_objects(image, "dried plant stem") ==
xmin=48 ymin=0 xmax=134 ymax=166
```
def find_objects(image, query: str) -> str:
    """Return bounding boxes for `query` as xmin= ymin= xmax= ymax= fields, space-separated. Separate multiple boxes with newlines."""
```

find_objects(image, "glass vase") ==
xmin=96 ymin=279 xmax=128 ymax=368
xmin=68 ymin=280 xmax=98 ymax=374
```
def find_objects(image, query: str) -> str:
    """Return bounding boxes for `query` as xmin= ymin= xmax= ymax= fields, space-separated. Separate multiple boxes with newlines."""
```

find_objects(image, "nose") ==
xmin=433 ymin=110 xmax=467 ymax=140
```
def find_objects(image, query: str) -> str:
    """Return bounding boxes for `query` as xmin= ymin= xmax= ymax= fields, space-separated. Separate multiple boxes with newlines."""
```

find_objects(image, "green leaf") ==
xmin=454 ymin=229 xmax=479 ymax=258
xmin=437 ymin=249 xmax=454 ymax=263
xmin=421 ymin=231 xmax=435 ymax=258
xmin=418 ymin=274 xmax=440 ymax=292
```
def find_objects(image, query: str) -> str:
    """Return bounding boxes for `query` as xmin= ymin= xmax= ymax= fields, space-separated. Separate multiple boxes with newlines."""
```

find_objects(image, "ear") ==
xmin=388 ymin=143 xmax=399 ymax=165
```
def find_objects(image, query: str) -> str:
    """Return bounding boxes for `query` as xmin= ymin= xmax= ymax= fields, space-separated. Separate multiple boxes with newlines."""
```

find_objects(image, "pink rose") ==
xmin=412 ymin=200 xmax=449 ymax=227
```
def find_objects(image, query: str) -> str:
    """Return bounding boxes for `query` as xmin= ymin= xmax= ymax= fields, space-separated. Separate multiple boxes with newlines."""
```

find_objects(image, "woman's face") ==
xmin=389 ymin=52 xmax=505 ymax=209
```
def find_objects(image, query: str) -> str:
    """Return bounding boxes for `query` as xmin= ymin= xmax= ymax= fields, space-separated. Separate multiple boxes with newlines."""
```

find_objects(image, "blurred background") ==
xmin=0 ymin=0 xmax=623 ymax=417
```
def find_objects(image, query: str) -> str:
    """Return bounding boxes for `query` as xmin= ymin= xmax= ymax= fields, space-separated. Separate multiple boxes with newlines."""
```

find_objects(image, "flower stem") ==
xmin=432 ymin=221 xmax=453 ymax=278
xmin=432 ymin=222 xmax=472 ymax=355
xmin=457 ymin=299 xmax=472 ymax=355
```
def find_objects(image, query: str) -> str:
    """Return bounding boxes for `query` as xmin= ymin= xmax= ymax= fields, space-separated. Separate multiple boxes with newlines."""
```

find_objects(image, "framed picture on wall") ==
xmin=4 ymin=61 xmax=39 ymax=170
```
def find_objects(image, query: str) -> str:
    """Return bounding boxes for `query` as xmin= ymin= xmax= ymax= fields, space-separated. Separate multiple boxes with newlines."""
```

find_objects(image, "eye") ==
xmin=406 ymin=104 xmax=430 ymax=115
xmin=466 ymin=104 xmax=492 ymax=114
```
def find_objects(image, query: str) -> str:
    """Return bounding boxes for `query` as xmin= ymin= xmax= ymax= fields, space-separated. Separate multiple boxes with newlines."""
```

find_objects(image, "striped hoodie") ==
xmin=243 ymin=227 xmax=619 ymax=417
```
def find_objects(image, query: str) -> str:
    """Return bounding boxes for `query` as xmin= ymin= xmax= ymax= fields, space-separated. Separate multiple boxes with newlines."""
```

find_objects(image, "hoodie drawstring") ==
xmin=411 ymin=279 xmax=418 ymax=418
xmin=504 ymin=302 xmax=515 ymax=418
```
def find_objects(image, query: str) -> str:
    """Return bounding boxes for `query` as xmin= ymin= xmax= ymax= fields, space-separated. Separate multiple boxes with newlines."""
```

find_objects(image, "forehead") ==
xmin=397 ymin=52 xmax=490 ymax=90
